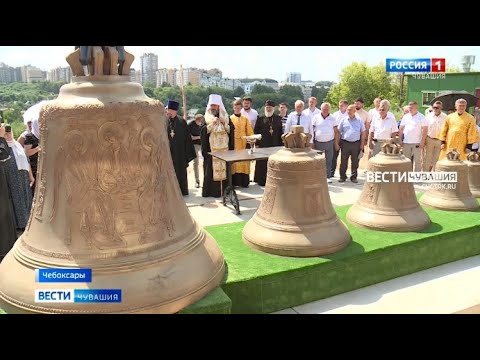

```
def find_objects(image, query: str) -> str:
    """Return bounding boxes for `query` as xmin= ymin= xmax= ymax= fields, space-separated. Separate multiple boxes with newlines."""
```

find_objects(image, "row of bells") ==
xmin=0 ymin=76 xmax=477 ymax=314
xmin=242 ymin=144 xmax=480 ymax=258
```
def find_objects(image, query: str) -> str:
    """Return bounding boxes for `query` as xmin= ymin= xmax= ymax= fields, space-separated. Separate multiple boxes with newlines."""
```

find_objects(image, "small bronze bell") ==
xmin=242 ymin=126 xmax=351 ymax=257
xmin=347 ymin=139 xmax=431 ymax=231
xmin=420 ymin=149 xmax=479 ymax=211
xmin=465 ymin=152 xmax=480 ymax=198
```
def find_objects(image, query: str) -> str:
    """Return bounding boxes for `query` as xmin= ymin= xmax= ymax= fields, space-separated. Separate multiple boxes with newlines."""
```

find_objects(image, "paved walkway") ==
xmin=184 ymin=153 xmax=480 ymax=314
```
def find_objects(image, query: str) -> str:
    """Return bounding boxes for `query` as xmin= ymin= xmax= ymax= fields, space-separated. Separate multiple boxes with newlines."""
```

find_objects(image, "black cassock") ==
xmin=201 ymin=119 xmax=235 ymax=198
xmin=167 ymin=116 xmax=196 ymax=196
xmin=253 ymin=114 xmax=284 ymax=186
xmin=0 ymin=137 xmax=18 ymax=261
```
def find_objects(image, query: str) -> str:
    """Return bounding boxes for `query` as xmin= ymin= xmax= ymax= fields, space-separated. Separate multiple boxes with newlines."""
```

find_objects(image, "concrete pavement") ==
xmin=184 ymin=152 xmax=480 ymax=314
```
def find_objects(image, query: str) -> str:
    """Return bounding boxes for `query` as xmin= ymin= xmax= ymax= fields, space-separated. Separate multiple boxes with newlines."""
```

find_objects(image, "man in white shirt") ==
xmin=423 ymin=101 xmax=447 ymax=171
xmin=311 ymin=102 xmax=339 ymax=183
xmin=399 ymin=101 xmax=428 ymax=172
xmin=400 ymin=106 xmax=410 ymax=128
xmin=332 ymin=100 xmax=349 ymax=126
xmin=355 ymin=97 xmax=370 ymax=131
xmin=369 ymin=96 xmax=395 ymax=125
xmin=241 ymin=96 xmax=258 ymax=129
xmin=302 ymin=96 xmax=321 ymax=120
xmin=355 ymin=97 xmax=372 ymax=158
xmin=368 ymin=97 xmax=382 ymax=121
xmin=285 ymin=100 xmax=314 ymax=143
xmin=278 ymin=102 xmax=289 ymax=132
xmin=331 ymin=100 xmax=349 ymax=177
xmin=368 ymin=100 xmax=398 ymax=156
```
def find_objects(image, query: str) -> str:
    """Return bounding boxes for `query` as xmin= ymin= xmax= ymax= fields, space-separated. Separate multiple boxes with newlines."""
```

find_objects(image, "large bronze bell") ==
xmin=466 ymin=152 xmax=480 ymax=198
xmin=347 ymin=139 xmax=430 ymax=231
xmin=242 ymin=126 xmax=351 ymax=257
xmin=420 ymin=149 xmax=480 ymax=211
xmin=0 ymin=47 xmax=225 ymax=314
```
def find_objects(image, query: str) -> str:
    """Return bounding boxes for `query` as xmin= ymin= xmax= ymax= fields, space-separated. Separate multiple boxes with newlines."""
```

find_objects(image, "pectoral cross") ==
xmin=170 ymin=129 xmax=175 ymax=138
xmin=269 ymin=126 xmax=273 ymax=136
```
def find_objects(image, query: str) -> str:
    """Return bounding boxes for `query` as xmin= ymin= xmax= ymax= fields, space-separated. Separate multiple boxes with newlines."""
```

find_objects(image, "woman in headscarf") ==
xmin=17 ymin=116 xmax=33 ymax=147
xmin=3 ymin=126 xmax=34 ymax=230
xmin=0 ymin=124 xmax=17 ymax=261
xmin=23 ymin=101 xmax=48 ymax=197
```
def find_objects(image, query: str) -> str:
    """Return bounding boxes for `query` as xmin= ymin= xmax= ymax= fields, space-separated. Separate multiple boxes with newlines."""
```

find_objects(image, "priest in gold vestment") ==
xmin=230 ymin=99 xmax=254 ymax=187
xmin=201 ymin=94 xmax=235 ymax=198
xmin=439 ymin=98 xmax=479 ymax=160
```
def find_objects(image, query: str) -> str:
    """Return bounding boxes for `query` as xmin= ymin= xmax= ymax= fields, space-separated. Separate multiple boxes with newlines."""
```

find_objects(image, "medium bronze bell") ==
xmin=0 ymin=48 xmax=225 ymax=314
xmin=466 ymin=152 xmax=480 ymax=198
xmin=347 ymin=139 xmax=430 ymax=231
xmin=420 ymin=149 xmax=480 ymax=210
xmin=242 ymin=126 xmax=351 ymax=257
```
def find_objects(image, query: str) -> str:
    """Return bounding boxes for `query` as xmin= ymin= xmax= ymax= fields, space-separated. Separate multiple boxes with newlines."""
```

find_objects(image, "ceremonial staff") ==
xmin=180 ymin=64 xmax=187 ymax=120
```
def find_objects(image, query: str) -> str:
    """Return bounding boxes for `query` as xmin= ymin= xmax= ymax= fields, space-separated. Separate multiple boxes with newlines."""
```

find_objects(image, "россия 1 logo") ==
xmin=386 ymin=58 xmax=446 ymax=73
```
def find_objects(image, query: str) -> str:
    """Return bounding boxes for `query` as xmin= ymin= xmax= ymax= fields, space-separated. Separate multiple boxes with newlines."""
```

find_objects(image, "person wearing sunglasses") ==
xmin=423 ymin=101 xmax=447 ymax=171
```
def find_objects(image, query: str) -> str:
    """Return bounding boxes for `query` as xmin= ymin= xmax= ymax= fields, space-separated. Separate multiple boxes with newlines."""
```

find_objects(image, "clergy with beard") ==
xmin=230 ymin=99 xmax=254 ymax=188
xmin=201 ymin=94 xmax=235 ymax=198
xmin=0 ymin=124 xmax=18 ymax=262
xmin=253 ymin=100 xmax=283 ymax=186
xmin=165 ymin=99 xmax=196 ymax=196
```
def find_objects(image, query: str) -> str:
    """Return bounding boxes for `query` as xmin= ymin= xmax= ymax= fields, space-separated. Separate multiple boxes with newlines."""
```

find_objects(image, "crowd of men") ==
xmin=166 ymin=94 xmax=480 ymax=196
xmin=1 ymin=93 xmax=479 ymax=261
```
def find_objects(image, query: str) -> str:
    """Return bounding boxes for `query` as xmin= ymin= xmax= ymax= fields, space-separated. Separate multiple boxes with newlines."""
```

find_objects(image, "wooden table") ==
xmin=209 ymin=146 xmax=285 ymax=214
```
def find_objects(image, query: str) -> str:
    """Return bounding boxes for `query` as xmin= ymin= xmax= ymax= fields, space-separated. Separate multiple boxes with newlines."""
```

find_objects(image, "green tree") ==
xmin=233 ymin=86 xmax=245 ymax=98
xmin=144 ymin=81 xmax=156 ymax=89
xmin=3 ymin=104 xmax=23 ymax=123
xmin=144 ymin=87 xmax=155 ymax=98
xmin=310 ymin=86 xmax=330 ymax=103
xmin=445 ymin=62 xmax=463 ymax=73
xmin=251 ymin=84 xmax=275 ymax=94
xmin=250 ymin=94 xmax=286 ymax=112
xmin=326 ymin=62 xmax=397 ymax=110
xmin=315 ymin=81 xmax=335 ymax=88
xmin=279 ymin=84 xmax=303 ymax=99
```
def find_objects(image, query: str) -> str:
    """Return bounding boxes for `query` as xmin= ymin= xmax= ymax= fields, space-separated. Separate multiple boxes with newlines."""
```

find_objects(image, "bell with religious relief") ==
xmin=242 ymin=125 xmax=351 ymax=257
xmin=420 ymin=149 xmax=480 ymax=210
xmin=347 ymin=139 xmax=430 ymax=231
xmin=0 ymin=47 xmax=225 ymax=314
xmin=465 ymin=152 xmax=480 ymax=198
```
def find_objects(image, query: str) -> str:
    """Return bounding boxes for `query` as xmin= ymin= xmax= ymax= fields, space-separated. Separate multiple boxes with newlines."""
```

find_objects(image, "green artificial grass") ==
xmin=179 ymin=287 xmax=231 ymax=314
xmin=205 ymin=201 xmax=480 ymax=314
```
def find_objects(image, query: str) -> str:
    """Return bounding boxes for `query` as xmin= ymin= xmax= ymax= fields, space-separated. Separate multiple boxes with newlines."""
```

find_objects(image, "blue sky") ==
xmin=1 ymin=46 xmax=479 ymax=82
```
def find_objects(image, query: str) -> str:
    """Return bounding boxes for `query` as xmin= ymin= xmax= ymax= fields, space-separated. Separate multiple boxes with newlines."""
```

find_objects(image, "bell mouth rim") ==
xmin=71 ymin=75 xmax=131 ymax=82
xmin=378 ymin=152 xmax=403 ymax=156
